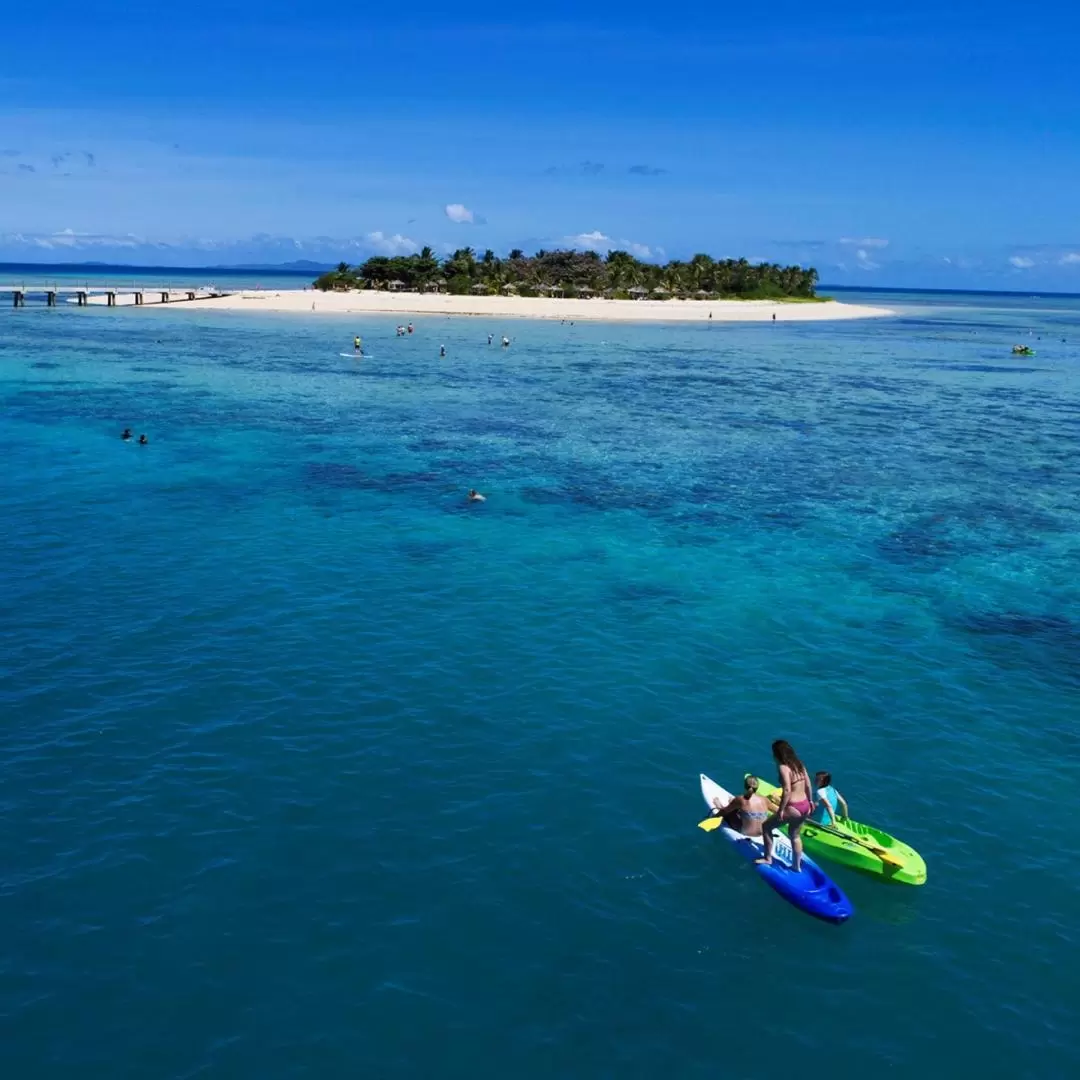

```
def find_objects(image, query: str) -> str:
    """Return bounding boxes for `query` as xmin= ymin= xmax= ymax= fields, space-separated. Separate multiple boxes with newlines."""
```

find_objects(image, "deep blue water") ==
xmin=2 ymin=295 xmax=1079 ymax=1079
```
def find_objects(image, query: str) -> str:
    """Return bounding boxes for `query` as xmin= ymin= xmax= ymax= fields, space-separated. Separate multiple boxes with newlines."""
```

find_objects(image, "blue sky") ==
xmin=1 ymin=0 xmax=1078 ymax=288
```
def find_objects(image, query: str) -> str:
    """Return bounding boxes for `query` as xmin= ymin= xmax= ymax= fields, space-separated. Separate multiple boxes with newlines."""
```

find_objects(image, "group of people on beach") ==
xmin=709 ymin=739 xmax=848 ymax=872
xmin=121 ymin=428 xmax=149 ymax=446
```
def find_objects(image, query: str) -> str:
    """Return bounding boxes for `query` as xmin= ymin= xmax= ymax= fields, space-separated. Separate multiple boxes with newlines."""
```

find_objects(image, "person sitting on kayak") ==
xmin=757 ymin=739 xmax=814 ymax=872
xmin=810 ymin=771 xmax=849 ymax=826
xmin=709 ymin=775 xmax=771 ymax=838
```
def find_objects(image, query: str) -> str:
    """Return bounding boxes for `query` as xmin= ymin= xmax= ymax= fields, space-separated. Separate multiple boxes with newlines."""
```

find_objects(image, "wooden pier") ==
xmin=0 ymin=285 xmax=230 ymax=308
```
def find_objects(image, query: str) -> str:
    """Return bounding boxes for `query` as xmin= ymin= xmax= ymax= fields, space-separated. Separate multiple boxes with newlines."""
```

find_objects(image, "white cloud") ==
xmin=855 ymin=248 xmax=879 ymax=270
xmin=839 ymin=236 xmax=889 ymax=249
xmin=567 ymin=230 xmax=612 ymax=249
xmin=1059 ymin=252 xmax=1080 ymax=266
xmin=9 ymin=228 xmax=146 ymax=250
xmin=565 ymin=231 xmax=660 ymax=261
xmin=444 ymin=203 xmax=475 ymax=224
xmin=364 ymin=231 xmax=418 ymax=256
xmin=1008 ymin=255 xmax=1035 ymax=269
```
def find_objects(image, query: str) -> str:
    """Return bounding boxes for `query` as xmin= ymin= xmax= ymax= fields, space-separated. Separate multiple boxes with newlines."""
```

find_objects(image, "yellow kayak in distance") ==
xmin=751 ymin=776 xmax=927 ymax=886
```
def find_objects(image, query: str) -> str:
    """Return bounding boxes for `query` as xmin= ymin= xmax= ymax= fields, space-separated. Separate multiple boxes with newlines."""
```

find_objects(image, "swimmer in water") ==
xmin=121 ymin=428 xmax=133 ymax=441
xmin=407 ymin=323 xmax=414 ymax=334
xmin=501 ymin=336 xmax=510 ymax=348
xmin=138 ymin=434 xmax=149 ymax=446
xmin=488 ymin=334 xmax=493 ymax=345
xmin=439 ymin=345 xmax=446 ymax=357
xmin=468 ymin=489 xmax=486 ymax=502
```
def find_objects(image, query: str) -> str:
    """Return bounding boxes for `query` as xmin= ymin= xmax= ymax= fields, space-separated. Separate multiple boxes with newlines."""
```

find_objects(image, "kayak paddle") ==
xmin=760 ymin=794 xmax=905 ymax=869
xmin=808 ymin=819 xmax=905 ymax=869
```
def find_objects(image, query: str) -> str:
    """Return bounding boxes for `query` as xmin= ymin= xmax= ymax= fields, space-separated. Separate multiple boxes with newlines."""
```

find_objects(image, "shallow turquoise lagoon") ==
xmin=1 ymin=294 xmax=1078 ymax=1078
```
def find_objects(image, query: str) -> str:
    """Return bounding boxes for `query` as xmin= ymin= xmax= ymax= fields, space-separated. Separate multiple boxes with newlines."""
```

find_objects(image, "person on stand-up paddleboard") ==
xmin=709 ymin=775 xmax=770 ymax=837
xmin=757 ymin=740 xmax=814 ymax=872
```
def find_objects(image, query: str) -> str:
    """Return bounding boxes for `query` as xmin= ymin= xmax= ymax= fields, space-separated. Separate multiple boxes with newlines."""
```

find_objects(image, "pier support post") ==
xmin=187 ymin=291 xmax=195 ymax=301
xmin=135 ymin=292 xmax=143 ymax=306
xmin=107 ymin=291 xmax=116 ymax=307
xmin=13 ymin=290 xmax=25 ymax=307
xmin=47 ymin=290 xmax=57 ymax=307
xmin=77 ymin=291 xmax=88 ymax=306
xmin=160 ymin=291 xmax=169 ymax=304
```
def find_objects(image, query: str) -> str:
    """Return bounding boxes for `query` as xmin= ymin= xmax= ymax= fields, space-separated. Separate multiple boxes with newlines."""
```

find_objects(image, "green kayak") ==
xmin=751 ymin=776 xmax=927 ymax=886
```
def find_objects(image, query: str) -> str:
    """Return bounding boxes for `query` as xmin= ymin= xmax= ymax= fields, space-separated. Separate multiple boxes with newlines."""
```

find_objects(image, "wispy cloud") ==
xmin=84 ymin=152 xmax=96 ymax=168
xmin=50 ymin=152 xmax=71 ymax=169
xmin=627 ymin=164 xmax=666 ymax=176
xmin=0 ymin=148 xmax=19 ymax=158
xmin=17 ymin=163 xmax=35 ymax=173
xmin=580 ymin=161 xmax=604 ymax=175
xmin=1008 ymin=255 xmax=1035 ymax=269
xmin=839 ymin=236 xmax=888 ymax=249
xmin=7 ymin=228 xmax=147 ymax=250
xmin=854 ymin=248 xmax=879 ymax=270
xmin=0 ymin=230 xmax=425 ymax=264
xmin=1059 ymin=252 xmax=1080 ymax=266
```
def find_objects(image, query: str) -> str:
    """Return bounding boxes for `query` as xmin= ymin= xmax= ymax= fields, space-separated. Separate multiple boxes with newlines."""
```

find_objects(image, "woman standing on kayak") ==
xmin=757 ymin=739 xmax=814 ymax=873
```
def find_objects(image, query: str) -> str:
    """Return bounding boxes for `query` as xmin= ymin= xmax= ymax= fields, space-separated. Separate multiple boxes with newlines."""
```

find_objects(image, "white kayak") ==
xmin=698 ymin=774 xmax=853 ymax=924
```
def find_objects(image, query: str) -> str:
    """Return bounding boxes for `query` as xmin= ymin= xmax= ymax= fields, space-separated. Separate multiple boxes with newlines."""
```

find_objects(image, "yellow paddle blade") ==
xmin=698 ymin=816 xmax=724 ymax=832
xmin=870 ymin=846 xmax=905 ymax=869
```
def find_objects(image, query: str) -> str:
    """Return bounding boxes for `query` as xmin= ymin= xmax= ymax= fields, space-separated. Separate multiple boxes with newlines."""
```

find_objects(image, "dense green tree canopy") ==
xmin=314 ymin=246 xmax=818 ymax=299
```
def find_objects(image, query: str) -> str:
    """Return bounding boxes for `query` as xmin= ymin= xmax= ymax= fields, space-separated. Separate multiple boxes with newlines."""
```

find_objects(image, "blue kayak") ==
xmin=699 ymin=774 xmax=853 ymax=925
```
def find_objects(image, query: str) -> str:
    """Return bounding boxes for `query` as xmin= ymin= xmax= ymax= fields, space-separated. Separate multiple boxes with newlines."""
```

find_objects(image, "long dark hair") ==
xmin=772 ymin=739 xmax=807 ymax=779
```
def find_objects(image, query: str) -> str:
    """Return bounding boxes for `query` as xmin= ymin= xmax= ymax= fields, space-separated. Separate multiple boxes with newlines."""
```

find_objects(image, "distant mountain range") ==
xmin=0 ymin=259 xmax=332 ymax=275
xmin=211 ymin=260 xmax=333 ymax=272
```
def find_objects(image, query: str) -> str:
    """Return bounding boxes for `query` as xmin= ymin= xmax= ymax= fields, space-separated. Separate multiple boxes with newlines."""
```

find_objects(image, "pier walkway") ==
xmin=0 ymin=285 xmax=231 ymax=307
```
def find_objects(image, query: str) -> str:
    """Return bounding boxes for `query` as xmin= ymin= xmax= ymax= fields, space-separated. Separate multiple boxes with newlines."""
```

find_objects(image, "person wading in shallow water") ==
xmin=757 ymin=739 xmax=814 ymax=872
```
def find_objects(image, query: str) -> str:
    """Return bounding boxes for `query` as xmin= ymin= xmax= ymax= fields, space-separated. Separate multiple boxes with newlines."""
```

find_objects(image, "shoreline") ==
xmin=128 ymin=288 xmax=894 ymax=323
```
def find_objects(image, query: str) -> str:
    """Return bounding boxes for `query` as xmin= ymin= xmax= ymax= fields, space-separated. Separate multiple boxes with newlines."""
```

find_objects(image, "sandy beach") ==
xmin=135 ymin=288 xmax=893 ymax=323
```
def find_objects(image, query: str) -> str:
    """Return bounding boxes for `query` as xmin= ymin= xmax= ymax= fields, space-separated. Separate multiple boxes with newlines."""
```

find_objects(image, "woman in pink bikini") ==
xmin=757 ymin=739 xmax=815 ymax=873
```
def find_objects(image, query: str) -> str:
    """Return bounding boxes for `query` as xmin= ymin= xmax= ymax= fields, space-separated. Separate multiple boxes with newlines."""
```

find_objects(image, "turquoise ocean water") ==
xmin=2 ymin=290 xmax=1078 ymax=1078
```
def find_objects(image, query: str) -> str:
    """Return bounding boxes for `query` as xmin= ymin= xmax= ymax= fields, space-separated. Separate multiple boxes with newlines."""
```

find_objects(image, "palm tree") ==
xmin=324 ymin=245 xmax=819 ymax=299
xmin=664 ymin=263 xmax=685 ymax=295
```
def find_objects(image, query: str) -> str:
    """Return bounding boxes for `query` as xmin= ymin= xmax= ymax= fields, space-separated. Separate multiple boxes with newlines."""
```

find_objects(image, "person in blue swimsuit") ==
xmin=709 ymin=775 xmax=771 ymax=838
xmin=810 ymin=771 xmax=849 ymax=826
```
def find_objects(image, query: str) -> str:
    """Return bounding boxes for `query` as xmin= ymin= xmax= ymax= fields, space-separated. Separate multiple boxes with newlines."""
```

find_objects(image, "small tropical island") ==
xmin=314 ymin=246 xmax=821 ymax=301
